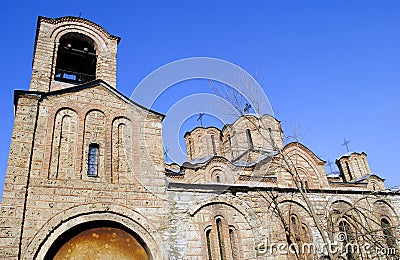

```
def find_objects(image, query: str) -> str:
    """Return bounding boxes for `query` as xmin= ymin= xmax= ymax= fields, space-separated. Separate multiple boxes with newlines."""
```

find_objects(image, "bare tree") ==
xmin=209 ymin=78 xmax=399 ymax=260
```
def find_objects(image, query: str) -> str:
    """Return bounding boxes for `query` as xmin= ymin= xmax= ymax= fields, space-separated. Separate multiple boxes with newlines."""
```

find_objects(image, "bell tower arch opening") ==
xmin=45 ymin=220 xmax=151 ymax=260
xmin=54 ymin=32 xmax=97 ymax=84
xmin=29 ymin=16 xmax=120 ymax=92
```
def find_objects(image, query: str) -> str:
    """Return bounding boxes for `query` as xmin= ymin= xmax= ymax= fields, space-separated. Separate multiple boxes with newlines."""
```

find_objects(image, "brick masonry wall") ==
xmin=0 ymin=84 xmax=169 ymax=259
xmin=30 ymin=17 xmax=119 ymax=92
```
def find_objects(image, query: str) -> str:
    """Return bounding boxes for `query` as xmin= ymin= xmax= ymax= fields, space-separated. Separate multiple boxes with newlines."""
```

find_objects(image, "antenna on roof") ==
xmin=341 ymin=138 xmax=351 ymax=153
xmin=79 ymin=12 xmax=82 ymax=18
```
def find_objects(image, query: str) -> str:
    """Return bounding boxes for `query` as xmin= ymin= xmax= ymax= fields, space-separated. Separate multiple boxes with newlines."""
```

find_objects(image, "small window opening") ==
xmin=381 ymin=218 xmax=396 ymax=249
xmin=345 ymin=161 xmax=353 ymax=180
xmin=339 ymin=220 xmax=355 ymax=260
xmin=211 ymin=135 xmax=217 ymax=155
xmin=206 ymin=229 xmax=213 ymax=260
xmin=229 ymin=228 xmax=238 ymax=260
xmin=55 ymin=33 xmax=97 ymax=84
xmin=227 ymin=135 xmax=233 ymax=158
xmin=188 ymin=139 xmax=193 ymax=159
xmin=216 ymin=175 xmax=221 ymax=183
xmin=246 ymin=129 xmax=254 ymax=150
xmin=216 ymin=218 xmax=226 ymax=260
xmin=87 ymin=143 xmax=99 ymax=177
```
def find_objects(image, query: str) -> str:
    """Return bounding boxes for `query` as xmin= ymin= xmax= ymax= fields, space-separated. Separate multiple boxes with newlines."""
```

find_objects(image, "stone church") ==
xmin=0 ymin=16 xmax=399 ymax=259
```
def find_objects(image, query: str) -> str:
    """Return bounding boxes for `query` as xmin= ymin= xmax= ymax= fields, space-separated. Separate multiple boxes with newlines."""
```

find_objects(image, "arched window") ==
xmin=205 ymin=228 xmax=213 ymax=260
xmin=289 ymin=214 xmax=313 ymax=258
xmin=197 ymin=135 xmax=202 ymax=153
xmin=212 ymin=170 xmax=224 ymax=183
xmin=188 ymin=139 xmax=193 ymax=159
xmin=303 ymin=180 xmax=309 ymax=190
xmin=290 ymin=215 xmax=302 ymax=244
xmin=229 ymin=228 xmax=238 ymax=260
xmin=227 ymin=135 xmax=233 ymax=158
xmin=338 ymin=220 xmax=355 ymax=260
xmin=246 ymin=129 xmax=254 ymax=150
xmin=55 ymin=33 xmax=97 ymax=84
xmin=216 ymin=218 xmax=226 ymax=260
xmin=205 ymin=217 xmax=240 ymax=260
xmin=87 ymin=143 xmax=99 ymax=177
xmin=381 ymin=218 xmax=396 ymax=249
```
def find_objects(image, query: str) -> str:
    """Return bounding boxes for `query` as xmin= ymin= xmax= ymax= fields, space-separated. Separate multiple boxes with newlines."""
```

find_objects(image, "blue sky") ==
xmin=0 ymin=0 xmax=399 ymax=192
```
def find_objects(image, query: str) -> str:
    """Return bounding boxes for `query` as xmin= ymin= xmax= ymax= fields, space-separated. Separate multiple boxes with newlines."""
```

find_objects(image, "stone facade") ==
xmin=0 ymin=16 xmax=399 ymax=260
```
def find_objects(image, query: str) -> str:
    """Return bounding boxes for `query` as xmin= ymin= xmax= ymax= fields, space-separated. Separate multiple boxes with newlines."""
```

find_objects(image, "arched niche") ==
xmin=54 ymin=32 xmax=97 ymax=84
xmin=45 ymin=220 xmax=150 ymax=260
xmin=27 ymin=205 xmax=166 ymax=260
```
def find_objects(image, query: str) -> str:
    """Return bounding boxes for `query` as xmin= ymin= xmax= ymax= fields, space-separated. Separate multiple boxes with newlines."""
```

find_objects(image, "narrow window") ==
xmin=211 ymin=135 xmax=217 ymax=155
xmin=339 ymin=221 xmax=355 ymax=260
xmin=227 ymin=135 xmax=233 ymax=158
xmin=198 ymin=135 xmax=202 ymax=153
xmin=87 ymin=143 xmax=99 ymax=177
xmin=206 ymin=229 xmax=213 ymax=260
xmin=345 ymin=161 xmax=353 ymax=180
xmin=291 ymin=215 xmax=298 ymax=230
xmin=381 ymin=218 xmax=396 ymax=249
xmin=216 ymin=175 xmax=221 ymax=183
xmin=290 ymin=215 xmax=301 ymax=244
xmin=246 ymin=129 xmax=254 ymax=150
xmin=301 ymin=224 xmax=311 ymax=243
xmin=229 ymin=228 xmax=238 ymax=260
xmin=355 ymin=158 xmax=363 ymax=176
xmin=216 ymin=218 xmax=226 ymax=260
xmin=188 ymin=139 xmax=193 ymax=159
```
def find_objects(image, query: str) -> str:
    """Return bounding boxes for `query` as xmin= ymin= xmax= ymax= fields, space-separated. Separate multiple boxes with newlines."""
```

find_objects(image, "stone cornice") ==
xmin=39 ymin=16 xmax=121 ymax=43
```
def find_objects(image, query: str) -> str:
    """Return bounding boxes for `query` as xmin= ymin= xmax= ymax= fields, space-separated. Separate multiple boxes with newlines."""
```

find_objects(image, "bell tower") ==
xmin=30 ymin=16 xmax=120 ymax=92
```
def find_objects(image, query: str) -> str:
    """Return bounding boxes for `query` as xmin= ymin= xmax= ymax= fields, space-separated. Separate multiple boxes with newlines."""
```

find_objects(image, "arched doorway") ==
xmin=45 ymin=221 xmax=150 ymax=260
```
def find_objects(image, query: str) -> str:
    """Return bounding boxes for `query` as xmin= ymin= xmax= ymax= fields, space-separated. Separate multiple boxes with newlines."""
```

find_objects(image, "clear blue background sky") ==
xmin=0 ymin=0 xmax=399 ymax=193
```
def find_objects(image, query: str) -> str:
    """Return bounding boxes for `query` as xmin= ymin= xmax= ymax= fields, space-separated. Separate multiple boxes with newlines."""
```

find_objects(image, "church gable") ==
xmin=16 ymin=80 xmax=165 ymax=184
xmin=277 ymin=142 xmax=328 ymax=189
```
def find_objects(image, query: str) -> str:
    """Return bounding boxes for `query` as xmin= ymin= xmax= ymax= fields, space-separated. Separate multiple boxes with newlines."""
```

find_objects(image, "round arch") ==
xmin=188 ymin=194 xmax=265 ymax=245
xmin=45 ymin=220 xmax=150 ymax=259
xmin=24 ymin=204 xmax=166 ymax=260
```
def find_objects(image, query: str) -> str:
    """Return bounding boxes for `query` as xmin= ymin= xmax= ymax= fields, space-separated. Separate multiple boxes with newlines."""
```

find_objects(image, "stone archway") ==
xmin=26 ymin=204 xmax=166 ymax=260
xmin=46 ymin=221 xmax=150 ymax=260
